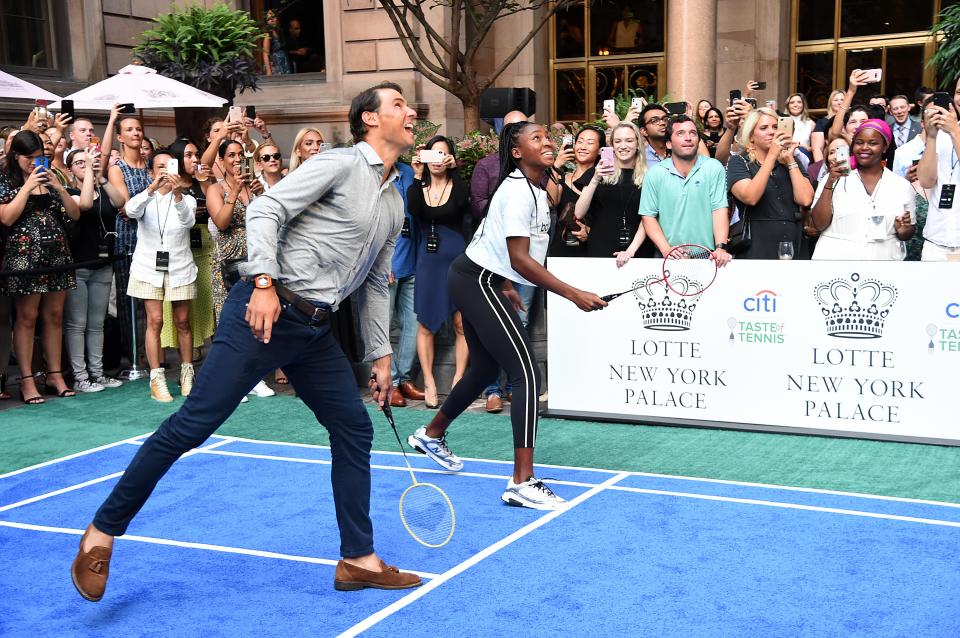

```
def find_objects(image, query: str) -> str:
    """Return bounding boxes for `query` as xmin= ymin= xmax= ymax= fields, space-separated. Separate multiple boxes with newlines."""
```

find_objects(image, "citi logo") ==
xmin=947 ymin=302 xmax=960 ymax=318
xmin=744 ymin=290 xmax=778 ymax=312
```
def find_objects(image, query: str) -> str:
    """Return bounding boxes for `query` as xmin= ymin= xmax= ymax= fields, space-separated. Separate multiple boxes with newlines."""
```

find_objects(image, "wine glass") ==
xmin=892 ymin=240 xmax=907 ymax=261
xmin=778 ymin=241 xmax=794 ymax=260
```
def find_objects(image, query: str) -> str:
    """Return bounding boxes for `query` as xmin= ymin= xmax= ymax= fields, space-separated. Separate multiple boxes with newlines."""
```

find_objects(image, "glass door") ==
xmin=838 ymin=39 xmax=934 ymax=98
xmin=587 ymin=61 xmax=663 ymax=120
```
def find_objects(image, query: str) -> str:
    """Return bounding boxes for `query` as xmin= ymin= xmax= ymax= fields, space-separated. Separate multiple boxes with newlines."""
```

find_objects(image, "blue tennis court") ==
xmin=1 ymin=434 xmax=958 ymax=637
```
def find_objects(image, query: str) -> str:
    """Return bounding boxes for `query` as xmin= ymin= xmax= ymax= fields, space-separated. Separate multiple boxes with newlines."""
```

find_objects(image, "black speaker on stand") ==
xmin=480 ymin=88 xmax=536 ymax=121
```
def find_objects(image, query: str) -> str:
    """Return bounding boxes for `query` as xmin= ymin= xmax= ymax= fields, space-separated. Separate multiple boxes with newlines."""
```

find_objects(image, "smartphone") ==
xmin=603 ymin=99 xmax=615 ymax=113
xmin=745 ymin=98 xmax=758 ymax=108
xmin=631 ymin=97 xmax=646 ymax=110
xmin=34 ymin=156 xmax=50 ymax=171
xmin=599 ymin=146 xmax=615 ymax=166
xmin=418 ymin=148 xmax=444 ymax=164
xmin=119 ymin=103 xmax=136 ymax=114
xmin=755 ymin=81 xmax=767 ymax=90
xmin=244 ymin=105 xmax=256 ymax=120
xmin=834 ymin=144 xmax=850 ymax=172
xmin=166 ymin=158 xmax=179 ymax=176
xmin=864 ymin=69 xmax=882 ymax=83
xmin=61 ymin=99 xmax=75 ymax=122
xmin=933 ymin=92 xmax=951 ymax=110
xmin=242 ymin=154 xmax=255 ymax=175
xmin=561 ymin=134 xmax=574 ymax=150
xmin=777 ymin=116 xmax=794 ymax=137
xmin=33 ymin=106 xmax=48 ymax=121
xmin=729 ymin=89 xmax=742 ymax=105
xmin=912 ymin=158 xmax=921 ymax=166
xmin=319 ymin=142 xmax=333 ymax=153
xmin=664 ymin=101 xmax=686 ymax=115
xmin=766 ymin=99 xmax=778 ymax=111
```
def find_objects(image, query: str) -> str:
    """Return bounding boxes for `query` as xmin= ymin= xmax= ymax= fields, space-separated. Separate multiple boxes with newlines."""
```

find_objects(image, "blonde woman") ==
xmin=574 ymin=121 xmax=651 ymax=266
xmin=727 ymin=108 xmax=814 ymax=260
xmin=288 ymin=127 xmax=323 ymax=172
xmin=785 ymin=93 xmax=816 ymax=155
xmin=812 ymin=89 xmax=847 ymax=162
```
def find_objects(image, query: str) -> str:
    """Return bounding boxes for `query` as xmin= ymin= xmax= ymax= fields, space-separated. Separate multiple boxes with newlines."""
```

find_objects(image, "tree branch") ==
xmin=481 ymin=2 xmax=567 ymax=92
xmin=378 ymin=1 xmax=450 ymax=78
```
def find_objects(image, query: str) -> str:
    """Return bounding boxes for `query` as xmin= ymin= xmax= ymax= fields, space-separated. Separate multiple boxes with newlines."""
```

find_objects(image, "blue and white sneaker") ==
xmin=407 ymin=427 xmax=463 ymax=472
xmin=501 ymin=477 xmax=566 ymax=510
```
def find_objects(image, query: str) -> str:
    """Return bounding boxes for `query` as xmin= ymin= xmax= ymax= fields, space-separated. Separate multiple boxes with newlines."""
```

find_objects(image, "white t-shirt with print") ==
xmin=466 ymin=169 xmax=550 ymax=286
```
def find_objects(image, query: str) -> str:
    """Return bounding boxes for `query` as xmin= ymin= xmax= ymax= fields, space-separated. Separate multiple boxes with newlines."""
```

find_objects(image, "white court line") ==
xmin=0 ymin=520 xmax=439 ymax=580
xmin=608 ymin=486 xmax=960 ymax=529
xmin=336 ymin=472 xmax=631 ymax=638
xmin=219 ymin=435 xmax=960 ymax=509
xmin=193 ymin=448 xmax=598 ymax=489
xmin=0 ymin=432 xmax=154 ymax=480
xmin=0 ymin=438 xmax=235 ymax=513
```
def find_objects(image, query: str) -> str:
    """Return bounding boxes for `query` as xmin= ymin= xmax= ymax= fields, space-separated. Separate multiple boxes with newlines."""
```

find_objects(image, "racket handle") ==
xmin=601 ymin=293 xmax=619 ymax=302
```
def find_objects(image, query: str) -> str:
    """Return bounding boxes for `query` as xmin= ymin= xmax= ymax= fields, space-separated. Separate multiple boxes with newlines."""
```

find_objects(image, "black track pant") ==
xmin=441 ymin=254 xmax=541 ymax=448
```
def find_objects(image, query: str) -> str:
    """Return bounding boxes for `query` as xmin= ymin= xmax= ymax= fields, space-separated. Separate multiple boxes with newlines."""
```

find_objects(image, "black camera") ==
xmin=401 ymin=217 xmax=411 ymax=238
xmin=190 ymin=227 xmax=203 ymax=250
xmin=618 ymin=228 xmax=632 ymax=250
xmin=426 ymin=231 xmax=439 ymax=254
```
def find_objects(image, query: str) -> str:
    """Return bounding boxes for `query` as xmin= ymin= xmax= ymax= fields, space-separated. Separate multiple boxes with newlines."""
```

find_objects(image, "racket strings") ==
xmin=401 ymin=483 xmax=455 ymax=547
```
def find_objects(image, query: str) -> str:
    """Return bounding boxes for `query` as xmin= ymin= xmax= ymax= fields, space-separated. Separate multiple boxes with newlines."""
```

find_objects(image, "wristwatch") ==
xmin=254 ymin=274 xmax=274 ymax=289
xmin=715 ymin=242 xmax=730 ymax=251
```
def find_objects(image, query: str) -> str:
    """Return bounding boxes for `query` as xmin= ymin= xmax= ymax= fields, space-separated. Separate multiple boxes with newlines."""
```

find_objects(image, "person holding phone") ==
xmin=700 ymin=107 xmax=725 ymax=157
xmin=124 ymin=149 xmax=197 ymax=401
xmin=785 ymin=93 xmax=815 ymax=157
xmin=812 ymin=90 xmax=847 ymax=163
xmin=64 ymin=148 xmax=125 ymax=393
xmin=547 ymin=125 xmax=603 ymax=258
xmin=0 ymin=130 xmax=81 ymax=404
xmin=917 ymin=79 xmax=960 ymax=261
xmin=827 ymin=70 xmax=872 ymax=147
xmin=728 ymin=108 xmax=814 ymax=259
xmin=574 ymin=122 xmax=651 ymax=266
xmin=407 ymin=136 xmax=471 ymax=409
xmin=811 ymin=120 xmax=915 ymax=261
xmin=407 ymin=121 xmax=607 ymax=509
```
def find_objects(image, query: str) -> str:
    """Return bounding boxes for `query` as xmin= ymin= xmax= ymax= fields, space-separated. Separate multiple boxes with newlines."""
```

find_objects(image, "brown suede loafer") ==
xmin=71 ymin=527 xmax=112 ymax=602
xmin=334 ymin=559 xmax=422 ymax=591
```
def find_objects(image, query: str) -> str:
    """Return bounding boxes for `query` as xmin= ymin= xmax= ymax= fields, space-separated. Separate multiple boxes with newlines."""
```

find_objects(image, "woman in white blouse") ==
xmin=125 ymin=148 xmax=198 ymax=402
xmin=810 ymin=119 xmax=915 ymax=260
xmin=785 ymin=93 xmax=816 ymax=156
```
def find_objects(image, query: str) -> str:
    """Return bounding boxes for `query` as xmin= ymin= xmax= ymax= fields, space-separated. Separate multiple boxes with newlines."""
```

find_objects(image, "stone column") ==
xmin=667 ymin=0 xmax=718 ymax=105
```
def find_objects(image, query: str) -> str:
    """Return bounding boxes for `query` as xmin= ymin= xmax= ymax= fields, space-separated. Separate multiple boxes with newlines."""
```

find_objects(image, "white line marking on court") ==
xmin=193 ymin=448 xmax=598 ymax=489
xmin=335 ymin=471 xmax=631 ymax=638
xmin=0 ymin=432 xmax=154 ymax=480
xmin=0 ymin=520 xmax=439 ymax=579
xmin=608 ymin=486 xmax=960 ymax=528
xmin=0 ymin=438 xmax=235 ymax=512
xmin=218 ymin=435 xmax=960 ymax=509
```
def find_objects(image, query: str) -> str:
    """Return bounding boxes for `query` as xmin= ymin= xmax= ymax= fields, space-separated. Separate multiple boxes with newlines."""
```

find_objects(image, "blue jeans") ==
xmin=64 ymin=266 xmax=113 ymax=381
xmin=485 ymin=282 xmax=537 ymax=397
xmin=93 ymin=280 xmax=376 ymax=557
xmin=389 ymin=274 xmax=417 ymax=385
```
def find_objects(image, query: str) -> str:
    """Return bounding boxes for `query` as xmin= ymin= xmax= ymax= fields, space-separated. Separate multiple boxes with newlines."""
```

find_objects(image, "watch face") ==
xmin=256 ymin=276 xmax=270 ymax=288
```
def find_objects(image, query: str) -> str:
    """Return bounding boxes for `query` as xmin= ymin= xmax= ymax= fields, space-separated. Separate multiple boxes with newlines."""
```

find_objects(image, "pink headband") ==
xmin=855 ymin=119 xmax=892 ymax=146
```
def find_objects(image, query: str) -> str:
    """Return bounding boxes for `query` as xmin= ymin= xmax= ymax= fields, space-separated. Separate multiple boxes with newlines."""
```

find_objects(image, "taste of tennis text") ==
xmin=787 ymin=347 xmax=926 ymax=424
xmin=609 ymin=339 xmax=725 ymax=409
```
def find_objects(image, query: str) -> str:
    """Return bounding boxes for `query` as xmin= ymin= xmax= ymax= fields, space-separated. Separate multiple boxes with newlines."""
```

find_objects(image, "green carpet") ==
xmin=2 ymin=380 xmax=958 ymax=504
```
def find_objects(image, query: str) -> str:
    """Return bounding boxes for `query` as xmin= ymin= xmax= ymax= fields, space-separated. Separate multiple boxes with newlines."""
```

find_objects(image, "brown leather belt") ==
xmin=274 ymin=283 xmax=330 ymax=324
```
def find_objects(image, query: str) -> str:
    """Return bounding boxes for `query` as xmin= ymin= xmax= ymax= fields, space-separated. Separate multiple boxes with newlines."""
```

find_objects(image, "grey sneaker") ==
xmin=501 ymin=477 xmax=566 ymax=510
xmin=407 ymin=427 xmax=463 ymax=472
xmin=74 ymin=379 xmax=105 ymax=393
xmin=92 ymin=375 xmax=122 ymax=389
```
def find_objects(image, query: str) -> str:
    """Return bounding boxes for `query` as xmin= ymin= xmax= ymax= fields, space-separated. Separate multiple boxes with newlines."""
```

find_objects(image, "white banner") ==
xmin=546 ymin=258 xmax=960 ymax=445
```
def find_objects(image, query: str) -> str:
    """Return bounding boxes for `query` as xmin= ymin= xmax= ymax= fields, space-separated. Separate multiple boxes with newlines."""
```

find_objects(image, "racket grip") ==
xmin=601 ymin=293 xmax=617 ymax=302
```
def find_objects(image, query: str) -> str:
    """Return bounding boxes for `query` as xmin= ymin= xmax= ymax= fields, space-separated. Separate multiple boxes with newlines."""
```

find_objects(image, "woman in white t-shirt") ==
xmin=810 ymin=119 xmax=916 ymax=260
xmin=406 ymin=121 xmax=607 ymax=510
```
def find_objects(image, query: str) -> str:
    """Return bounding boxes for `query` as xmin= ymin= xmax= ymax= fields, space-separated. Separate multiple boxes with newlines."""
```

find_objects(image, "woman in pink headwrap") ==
xmin=810 ymin=119 xmax=917 ymax=260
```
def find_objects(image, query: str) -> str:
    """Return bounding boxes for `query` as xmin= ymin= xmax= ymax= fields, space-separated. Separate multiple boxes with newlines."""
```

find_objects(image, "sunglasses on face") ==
xmin=259 ymin=152 xmax=282 ymax=161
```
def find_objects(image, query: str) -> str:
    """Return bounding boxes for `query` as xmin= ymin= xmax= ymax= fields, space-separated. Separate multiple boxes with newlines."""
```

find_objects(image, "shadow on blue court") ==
xmin=1 ymin=436 xmax=958 ymax=637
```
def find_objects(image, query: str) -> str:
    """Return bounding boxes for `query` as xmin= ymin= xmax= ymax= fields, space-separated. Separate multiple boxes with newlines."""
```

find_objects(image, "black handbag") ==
xmin=726 ymin=155 xmax=754 ymax=255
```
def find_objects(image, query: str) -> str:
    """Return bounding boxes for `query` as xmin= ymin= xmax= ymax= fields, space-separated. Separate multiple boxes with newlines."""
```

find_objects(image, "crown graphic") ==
xmin=633 ymin=273 xmax=703 ymax=331
xmin=813 ymin=273 xmax=897 ymax=339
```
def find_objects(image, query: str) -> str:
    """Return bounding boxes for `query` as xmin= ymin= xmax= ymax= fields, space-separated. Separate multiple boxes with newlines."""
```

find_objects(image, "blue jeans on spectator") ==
xmin=389 ymin=274 xmax=417 ymax=386
xmin=92 ymin=280 xmax=375 ymax=557
xmin=64 ymin=266 xmax=113 ymax=382
xmin=485 ymin=282 xmax=536 ymax=397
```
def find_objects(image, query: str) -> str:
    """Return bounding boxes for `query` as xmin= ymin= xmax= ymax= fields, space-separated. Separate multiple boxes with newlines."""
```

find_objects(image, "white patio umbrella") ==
xmin=49 ymin=64 xmax=227 ymax=110
xmin=0 ymin=69 xmax=61 ymax=102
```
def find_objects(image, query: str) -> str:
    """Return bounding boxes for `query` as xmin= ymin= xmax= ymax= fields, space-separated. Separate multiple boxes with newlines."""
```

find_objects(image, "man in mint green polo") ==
xmin=639 ymin=114 xmax=732 ymax=266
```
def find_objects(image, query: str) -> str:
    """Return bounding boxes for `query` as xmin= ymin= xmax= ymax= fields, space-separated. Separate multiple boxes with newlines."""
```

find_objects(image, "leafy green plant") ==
xmin=589 ymin=87 xmax=666 ymax=128
xmin=454 ymin=131 xmax=499 ymax=181
xmin=132 ymin=4 xmax=264 ymax=98
xmin=930 ymin=4 xmax=960 ymax=86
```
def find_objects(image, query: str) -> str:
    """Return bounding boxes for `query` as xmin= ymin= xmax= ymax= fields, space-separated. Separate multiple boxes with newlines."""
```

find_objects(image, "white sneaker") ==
xmin=74 ymin=379 xmax=105 ymax=393
xmin=501 ymin=477 xmax=566 ymax=510
xmin=407 ymin=427 xmax=463 ymax=471
xmin=180 ymin=363 xmax=195 ymax=397
xmin=92 ymin=375 xmax=122 ymax=389
xmin=240 ymin=395 xmax=250 ymax=403
xmin=248 ymin=380 xmax=275 ymax=397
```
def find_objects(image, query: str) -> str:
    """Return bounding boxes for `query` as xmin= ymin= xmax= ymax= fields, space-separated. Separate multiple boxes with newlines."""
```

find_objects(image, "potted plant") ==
xmin=930 ymin=4 xmax=960 ymax=88
xmin=132 ymin=4 xmax=263 ymax=142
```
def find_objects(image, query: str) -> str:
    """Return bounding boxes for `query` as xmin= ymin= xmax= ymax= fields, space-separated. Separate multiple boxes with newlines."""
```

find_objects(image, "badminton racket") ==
xmin=602 ymin=244 xmax=719 ymax=301
xmin=381 ymin=403 xmax=456 ymax=548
